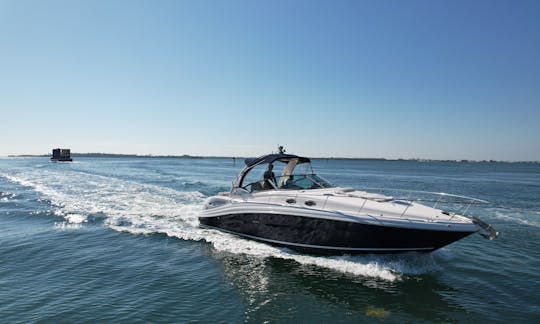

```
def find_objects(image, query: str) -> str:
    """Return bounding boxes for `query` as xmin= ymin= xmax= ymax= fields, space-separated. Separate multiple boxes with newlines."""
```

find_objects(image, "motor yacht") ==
xmin=199 ymin=154 xmax=498 ymax=254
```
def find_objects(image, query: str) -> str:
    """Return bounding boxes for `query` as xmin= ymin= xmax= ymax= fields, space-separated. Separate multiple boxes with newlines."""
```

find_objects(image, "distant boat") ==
xmin=51 ymin=148 xmax=73 ymax=162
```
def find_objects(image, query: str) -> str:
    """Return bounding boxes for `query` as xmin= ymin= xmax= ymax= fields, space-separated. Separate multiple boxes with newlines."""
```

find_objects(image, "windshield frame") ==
xmin=241 ymin=172 xmax=334 ymax=193
xmin=234 ymin=154 xmax=336 ymax=193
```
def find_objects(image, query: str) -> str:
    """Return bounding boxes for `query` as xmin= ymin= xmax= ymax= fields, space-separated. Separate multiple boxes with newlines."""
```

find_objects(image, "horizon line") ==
xmin=4 ymin=152 xmax=539 ymax=163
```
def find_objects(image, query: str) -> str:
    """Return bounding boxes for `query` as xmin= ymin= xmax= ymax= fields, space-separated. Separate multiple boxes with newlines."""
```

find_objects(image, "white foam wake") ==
xmin=2 ymin=170 xmax=204 ymax=234
xmin=2 ymin=170 xmax=441 ymax=281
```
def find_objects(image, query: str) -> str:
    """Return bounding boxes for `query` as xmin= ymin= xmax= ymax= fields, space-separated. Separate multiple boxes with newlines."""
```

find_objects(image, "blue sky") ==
xmin=1 ymin=0 xmax=539 ymax=160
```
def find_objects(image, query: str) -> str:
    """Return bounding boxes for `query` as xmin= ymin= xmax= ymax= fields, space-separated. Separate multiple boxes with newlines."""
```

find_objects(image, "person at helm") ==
xmin=263 ymin=164 xmax=277 ymax=189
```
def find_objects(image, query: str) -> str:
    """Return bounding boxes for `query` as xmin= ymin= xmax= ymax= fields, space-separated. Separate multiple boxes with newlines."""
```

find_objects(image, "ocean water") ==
xmin=1 ymin=157 xmax=539 ymax=322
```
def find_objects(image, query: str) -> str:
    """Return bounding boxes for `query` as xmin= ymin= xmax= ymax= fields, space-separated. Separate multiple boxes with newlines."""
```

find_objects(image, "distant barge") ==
xmin=51 ymin=148 xmax=73 ymax=162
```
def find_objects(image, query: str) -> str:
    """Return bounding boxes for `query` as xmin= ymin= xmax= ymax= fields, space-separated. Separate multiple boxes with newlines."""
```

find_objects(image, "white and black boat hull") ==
xmin=199 ymin=211 xmax=478 ymax=254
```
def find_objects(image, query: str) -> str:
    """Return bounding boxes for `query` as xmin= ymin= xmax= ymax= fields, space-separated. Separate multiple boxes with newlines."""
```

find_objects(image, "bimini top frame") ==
xmin=234 ymin=154 xmax=311 ymax=188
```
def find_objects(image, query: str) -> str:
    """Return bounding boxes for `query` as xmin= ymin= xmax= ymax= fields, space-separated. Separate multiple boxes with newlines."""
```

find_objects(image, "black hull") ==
xmin=199 ymin=213 xmax=476 ymax=255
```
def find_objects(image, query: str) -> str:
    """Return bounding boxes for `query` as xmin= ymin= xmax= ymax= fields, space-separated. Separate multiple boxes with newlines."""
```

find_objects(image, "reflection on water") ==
xmin=211 ymin=250 xmax=471 ymax=322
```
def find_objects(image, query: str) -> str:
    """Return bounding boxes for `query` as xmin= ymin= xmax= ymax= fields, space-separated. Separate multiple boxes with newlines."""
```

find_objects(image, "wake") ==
xmin=2 ymin=169 xmax=444 ymax=281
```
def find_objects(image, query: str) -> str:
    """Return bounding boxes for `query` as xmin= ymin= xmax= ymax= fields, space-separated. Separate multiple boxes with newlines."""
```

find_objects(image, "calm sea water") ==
xmin=1 ymin=157 xmax=539 ymax=322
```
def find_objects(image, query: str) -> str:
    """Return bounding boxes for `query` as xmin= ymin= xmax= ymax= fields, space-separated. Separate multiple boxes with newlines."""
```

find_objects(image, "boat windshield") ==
xmin=243 ymin=174 xmax=333 ymax=193
xmin=240 ymin=158 xmax=333 ymax=192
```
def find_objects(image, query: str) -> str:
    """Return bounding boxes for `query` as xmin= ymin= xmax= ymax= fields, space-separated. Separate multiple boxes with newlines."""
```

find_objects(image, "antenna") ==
xmin=277 ymin=145 xmax=286 ymax=154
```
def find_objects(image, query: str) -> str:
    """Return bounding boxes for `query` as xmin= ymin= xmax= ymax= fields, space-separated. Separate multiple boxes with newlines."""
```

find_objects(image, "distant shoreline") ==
xmin=5 ymin=153 xmax=539 ymax=163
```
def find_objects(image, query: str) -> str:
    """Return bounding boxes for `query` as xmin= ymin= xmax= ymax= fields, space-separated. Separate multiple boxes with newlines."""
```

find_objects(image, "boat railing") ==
xmin=355 ymin=187 xmax=488 ymax=216
xmin=331 ymin=187 xmax=498 ymax=240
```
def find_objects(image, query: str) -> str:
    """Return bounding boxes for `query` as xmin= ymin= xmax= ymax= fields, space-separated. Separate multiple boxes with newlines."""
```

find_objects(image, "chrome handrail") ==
xmin=356 ymin=187 xmax=489 ymax=204
xmin=331 ymin=187 xmax=488 ymax=220
xmin=332 ymin=187 xmax=498 ymax=239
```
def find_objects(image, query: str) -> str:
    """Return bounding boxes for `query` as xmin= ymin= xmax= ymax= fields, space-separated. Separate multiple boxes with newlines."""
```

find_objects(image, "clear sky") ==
xmin=1 ymin=0 xmax=539 ymax=160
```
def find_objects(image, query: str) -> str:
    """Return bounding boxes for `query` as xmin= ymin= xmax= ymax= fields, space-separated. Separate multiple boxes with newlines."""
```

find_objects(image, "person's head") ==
xmin=267 ymin=164 xmax=273 ymax=170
